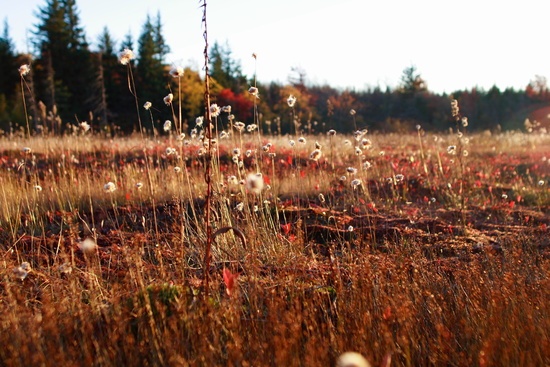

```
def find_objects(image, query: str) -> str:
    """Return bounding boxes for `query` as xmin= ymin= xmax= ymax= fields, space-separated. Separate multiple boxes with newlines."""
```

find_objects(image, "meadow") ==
xmin=1 ymin=123 xmax=549 ymax=366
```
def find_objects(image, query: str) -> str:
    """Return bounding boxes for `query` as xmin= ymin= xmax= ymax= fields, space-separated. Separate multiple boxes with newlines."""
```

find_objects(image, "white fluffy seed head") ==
xmin=246 ymin=172 xmax=264 ymax=195
xmin=336 ymin=352 xmax=371 ymax=367
xmin=79 ymin=238 xmax=97 ymax=254
xmin=103 ymin=182 xmax=116 ymax=193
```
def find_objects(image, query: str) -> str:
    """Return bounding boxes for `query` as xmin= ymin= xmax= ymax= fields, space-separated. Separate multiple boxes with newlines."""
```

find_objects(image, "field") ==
xmin=1 ymin=128 xmax=549 ymax=366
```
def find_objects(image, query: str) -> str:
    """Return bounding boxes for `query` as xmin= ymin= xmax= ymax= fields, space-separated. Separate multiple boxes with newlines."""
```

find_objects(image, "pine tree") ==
xmin=0 ymin=19 xmax=17 ymax=130
xmin=399 ymin=65 xmax=427 ymax=95
xmin=98 ymin=27 xmax=116 ymax=55
xmin=136 ymin=14 xmax=169 ymax=128
xmin=0 ymin=21 xmax=36 ymax=131
xmin=95 ymin=27 xmax=129 ymax=133
xmin=33 ymin=0 xmax=68 ymax=111
xmin=0 ymin=19 xmax=17 ymax=95
xmin=0 ymin=19 xmax=18 ymax=126
xmin=120 ymin=31 xmax=134 ymax=53
xmin=209 ymin=41 xmax=247 ymax=93
xmin=154 ymin=12 xmax=170 ymax=61
xmin=33 ymin=0 xmax=94 ymax=127
xmin=63 ymin=0 xmax=87 ymax=50
xmin=110 ymin=30 xmax=140 ymax=132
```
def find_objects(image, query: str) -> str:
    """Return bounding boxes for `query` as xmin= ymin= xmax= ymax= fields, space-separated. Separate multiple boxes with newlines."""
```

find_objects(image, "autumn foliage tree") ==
xmin=216 ymin=88 xmax=253 ymax=123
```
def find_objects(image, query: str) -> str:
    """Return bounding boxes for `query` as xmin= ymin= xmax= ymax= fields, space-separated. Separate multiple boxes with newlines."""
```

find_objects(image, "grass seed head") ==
xmin=80 ymin=122 xmax=90 ymax=132
xmin=103 ymin=182 xmax=116 ymax=193
xmin=234 ymin=121 xmax=245 ymax=132
xmin=310 ymin=148 xmax=322 ymax=161
xmin=119 ymin=48 xmax=135 ymax=65
xmin=287 ymin=94 xmax=296 ymax=107
xmin=79 ymin=238 xmax=97 ymax=254
xmin=58 ymin=262 xmax=72 ymax=275
xmin=209 ymin=103 xmax=221 ymax=117
xmin=169 ymin=66 xmax=184 ymax=78
xmin=19 ymin=64 xmax=31 ymax=76
xmin=164 ymin=93 xmax=174 ymax=106
xmin=246 ymin=172 xmax=264 ymax=195
xmin=248 ymin=87 xmax=260 ymax=99
xmin=13 ymin=262 xmax=31 ymax=281
xmin=336 ymin=352 xmax=371 ymax=367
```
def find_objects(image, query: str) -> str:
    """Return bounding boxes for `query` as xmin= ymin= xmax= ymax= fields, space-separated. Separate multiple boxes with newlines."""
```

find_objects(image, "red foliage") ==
xmin=382 ymin=305 xmax=392 ymax=320
xmin=281 ymin=223 xmax=291 ymax=235
xmin=222 ymin=267 xmax=239 ymax=296
xmin=216 ymin=88 xmax=253 ymax=121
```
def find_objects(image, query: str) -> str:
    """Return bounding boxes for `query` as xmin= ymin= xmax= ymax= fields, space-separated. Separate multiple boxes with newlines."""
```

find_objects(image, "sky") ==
xmin=3 ymin=0 xmax=549 ymax=94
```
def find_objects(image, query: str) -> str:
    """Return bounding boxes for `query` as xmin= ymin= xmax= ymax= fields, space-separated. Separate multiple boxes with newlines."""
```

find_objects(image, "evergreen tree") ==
xmin=209 ymin=41 xmax=247 ymax=93
xmin=109 ymin=30 xmax=140 ymax=133
xmin=154 ymin=12 xmax=170 ymax=60
xmin=0 ymin=19 xmax=18 ymax=126
xmin=90 ymin=25 xmax=118 ymax=132
xmin=0 ymin=19 xmax=17 ymax=95
xmin=396 ymin=65 xmax=429 ymax=128
xmin=63 ymin=0 xmax=88 ymax=50
xmin=399 ymin=65 xmax=427 ymax=95
xmin=136 ymin=14 xmax=169 ymax=128
xmin=96 ymin=27 xmax=134 ymax=134
xmin=34 ymin=0 xmax=68 ymax=112
xmin=33 ymin=0 xmax=94 ymax=127
xmin=98 ymin=26 xmax=116 ymax=55
xmin=120 ymin=31 xmax=134 ymax=53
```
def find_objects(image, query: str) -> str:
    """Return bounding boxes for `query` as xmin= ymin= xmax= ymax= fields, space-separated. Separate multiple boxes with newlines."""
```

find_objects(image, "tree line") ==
xmin=1 ymin=0 xmax=549 ymax=136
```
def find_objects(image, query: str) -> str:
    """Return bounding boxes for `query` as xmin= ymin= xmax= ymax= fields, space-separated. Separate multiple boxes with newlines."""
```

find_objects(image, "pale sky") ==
xmin=4 ymin=0 xmax=549 ymax=94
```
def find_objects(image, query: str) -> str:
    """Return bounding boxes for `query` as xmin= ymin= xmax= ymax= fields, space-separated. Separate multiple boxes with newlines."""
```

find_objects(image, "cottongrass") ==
xmin=163 ymin=93 xmax=173 ymax=106
xmin=245 ymin=172 xmax=264 ymax=195
xmin=78 ymin=238 xmax=97 ymax=254
xmin=287 ymin=94 xmax=296 ymax=107
xmin=103 ymin=182 xmax=116 ymax=193
xmin=12 ymin=262 xmax=32 ymax=281
xmin=18 ymin=64 xmax=30 ymax=76
xmin=118 ymin=48 xmax=135 ymax=65
xmin=310 ymin=149 xmax=322 ymax=161
xmin=336 ymin=352 xmax=371 ymax=367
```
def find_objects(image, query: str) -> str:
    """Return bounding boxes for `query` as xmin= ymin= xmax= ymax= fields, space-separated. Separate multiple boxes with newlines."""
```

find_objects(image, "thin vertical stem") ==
xmin=127 ymin=65 xmax=144 ymax=139
xmin=20 ymin=77 xmax=31 ymax=138
xmin=178 ymin=77 xmax=182 ymax=135
xmin=201 ymin=0 xmax=214 ymax=295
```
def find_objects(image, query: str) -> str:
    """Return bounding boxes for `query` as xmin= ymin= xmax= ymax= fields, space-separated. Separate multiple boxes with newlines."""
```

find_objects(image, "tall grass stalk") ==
xmin=125 ymin=59 xmax=144 ymax=139
xmin=201 ymin=0 xmax=215 ymax=293
xmin=19 ymin=65 xmax=32 ymax=138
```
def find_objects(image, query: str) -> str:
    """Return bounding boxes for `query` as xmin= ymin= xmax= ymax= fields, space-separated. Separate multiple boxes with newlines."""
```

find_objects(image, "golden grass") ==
xmin=0 ymin=131 xmax=549 ymax=366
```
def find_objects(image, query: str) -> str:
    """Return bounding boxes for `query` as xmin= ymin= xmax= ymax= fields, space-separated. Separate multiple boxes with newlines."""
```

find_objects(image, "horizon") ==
xmin=4 ymin=0 xmax=549 ymax=94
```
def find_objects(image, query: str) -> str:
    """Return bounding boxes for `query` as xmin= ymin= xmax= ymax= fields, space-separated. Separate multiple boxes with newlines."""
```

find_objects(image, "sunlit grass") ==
xmin=0 ymin=129 xmax=549 ymax=365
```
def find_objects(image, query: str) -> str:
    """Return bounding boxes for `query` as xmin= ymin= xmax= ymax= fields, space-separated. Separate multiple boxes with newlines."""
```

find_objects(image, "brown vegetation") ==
xmin=0 ymin=130 xmax=549 ymax=366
